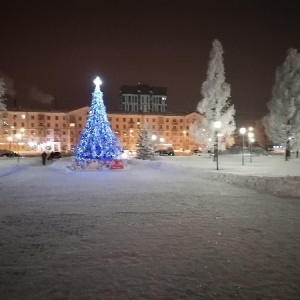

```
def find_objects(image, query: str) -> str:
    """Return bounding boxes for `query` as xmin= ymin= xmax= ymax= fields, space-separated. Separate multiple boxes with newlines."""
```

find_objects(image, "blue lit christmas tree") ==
xmin=75 ymin=77 xmax=123 ymax=164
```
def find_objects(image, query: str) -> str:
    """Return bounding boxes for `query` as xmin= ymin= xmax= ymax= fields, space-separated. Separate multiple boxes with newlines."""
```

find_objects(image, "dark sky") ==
xmin=1 ymin=0 xmax=300 ymax=122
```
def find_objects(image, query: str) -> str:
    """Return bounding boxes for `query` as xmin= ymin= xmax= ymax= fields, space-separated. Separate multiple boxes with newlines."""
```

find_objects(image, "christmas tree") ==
xmin=136 ymin=122 xmax=155 ymax=160
xmin=75 ymin=77 xmax=123 ymax=163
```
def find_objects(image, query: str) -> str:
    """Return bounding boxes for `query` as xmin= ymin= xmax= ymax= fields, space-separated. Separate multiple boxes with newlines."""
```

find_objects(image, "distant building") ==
xmin=0 ymin=108 xmax=202 ymax=153
xmin=120 ymin=84 xmax=167 ymax=113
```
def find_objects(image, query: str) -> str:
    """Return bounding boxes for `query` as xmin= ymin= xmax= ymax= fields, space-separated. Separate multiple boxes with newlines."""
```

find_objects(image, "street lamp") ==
xmin=129 ymin=129 xmax=134 ymax=150
xmin=15 ymin=133 xmax=22 ymax=152
xmin=248 ymin=127 xmax=253 ymax=147
xmin=7 ymin=136 xmax=13 ymax=151
xmin=214 ymin=121 xmax=222 ymax=170
xmin=182 ymin=130 xmax=187 ymax=151
xmin=240 ymin=127 xmax=246 ymax=165
xmin=248 ymin=132 xmax=255 ymax=162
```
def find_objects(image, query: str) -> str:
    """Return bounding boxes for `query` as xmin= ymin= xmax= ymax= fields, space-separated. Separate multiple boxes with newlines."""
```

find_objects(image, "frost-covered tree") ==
xmin=0 ymin=78 xmax=6 ymax=111
xmin=263 ymin=48 xmax=300 ymax=160
xmin=136 ymin=122 xmax=155 ymax=160
xmin=190 ymin=39 xmax=235 ymax=154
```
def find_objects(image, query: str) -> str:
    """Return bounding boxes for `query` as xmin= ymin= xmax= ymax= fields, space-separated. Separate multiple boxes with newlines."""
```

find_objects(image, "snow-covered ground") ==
xmin=0 ymin=154 xmax=299 ymax=299
xmin=146 ymin=154 xmax=300 ymax=198
xmin=2 ymin=153 xmax=299 ymax=197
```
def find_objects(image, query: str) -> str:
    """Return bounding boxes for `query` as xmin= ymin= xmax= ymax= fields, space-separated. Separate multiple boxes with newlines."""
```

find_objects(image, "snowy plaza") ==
xmin=0 ymin=154 xmax=299 ymax=299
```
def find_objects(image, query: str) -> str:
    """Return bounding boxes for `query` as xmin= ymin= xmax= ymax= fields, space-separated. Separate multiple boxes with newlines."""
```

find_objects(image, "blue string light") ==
xmin=75 ymin=77 xmax=123 ymax=162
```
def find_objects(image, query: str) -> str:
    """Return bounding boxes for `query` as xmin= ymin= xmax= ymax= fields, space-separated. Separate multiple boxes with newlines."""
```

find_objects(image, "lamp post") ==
xmin=214 ymin=121 xmax=222 ymax=170
xmin=286 ymin=136 xmax=292 ymax=161
xmin=7 ymin=136 xmax=13 ymax=151
xmin=182 ymin=130 xmax=187 ymax=151
xmin=129 ymin=129 xmax=134 ymax=151
xmin=69 ymin=122 xmax=75 ymax=151
xmin=248 ymin=132 xmax=254 ymax=162
xmin=15 ymin=133 xmax=22 ymax=152
xmin=151 ymin=134 xmax=157 ymax=151
xmin=240 ymin=127 xmax=246 ymax=165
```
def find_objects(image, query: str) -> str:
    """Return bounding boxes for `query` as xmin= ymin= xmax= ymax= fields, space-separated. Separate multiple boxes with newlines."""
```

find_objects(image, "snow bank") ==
xmin=0 ymin=157 xmax=39 ymax=178
xmin=131 ymin=157 xmax=300 ymax=198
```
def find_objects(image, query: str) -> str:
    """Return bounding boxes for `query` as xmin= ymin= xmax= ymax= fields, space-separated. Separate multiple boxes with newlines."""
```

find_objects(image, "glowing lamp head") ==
xmin=214 ymin=121 xmax=222 ymax=129
xmin=240 ymin=127 xmax=246 ymax=135
xmin=93 ymin=76 xmax=102 ymax=92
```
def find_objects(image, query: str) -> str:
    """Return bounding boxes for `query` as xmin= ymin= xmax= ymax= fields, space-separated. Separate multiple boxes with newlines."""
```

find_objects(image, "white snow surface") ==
xmin=0 ymin=154 xmax=299 ymax=299
xmin=2 ymin=154 xmax=298 ymax=197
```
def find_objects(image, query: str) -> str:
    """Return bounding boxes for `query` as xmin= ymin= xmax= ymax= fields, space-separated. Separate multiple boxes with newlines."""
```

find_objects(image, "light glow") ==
xmin=214 ymin=121 xmax=222 ymax=129
xmin=93 ymin=76 xmax=102 ymax=92
xmin=240 ymin=127 xmax=246 ymax=134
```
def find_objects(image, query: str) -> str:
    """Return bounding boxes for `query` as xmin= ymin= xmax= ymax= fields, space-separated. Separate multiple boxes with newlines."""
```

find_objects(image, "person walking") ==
xmin=41 ymin=151 xmax=47 ymax=165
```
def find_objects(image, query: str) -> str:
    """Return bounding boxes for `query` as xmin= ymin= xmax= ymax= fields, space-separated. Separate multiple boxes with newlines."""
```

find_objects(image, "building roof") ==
xmin=120 ymin=84 xmax=167 ymax=95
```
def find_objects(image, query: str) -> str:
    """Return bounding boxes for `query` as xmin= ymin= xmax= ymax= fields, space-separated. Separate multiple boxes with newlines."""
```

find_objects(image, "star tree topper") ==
xmin=93 ymin=76 xmax=102 ymax=92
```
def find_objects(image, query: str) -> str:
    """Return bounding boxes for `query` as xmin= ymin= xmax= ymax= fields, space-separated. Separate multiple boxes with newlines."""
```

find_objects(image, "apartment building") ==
xmin=0 ymin=108 xmax=202 ymax=153
xmin=0 ymin=110 xmax=71 ymax=152
xmin=120 ymin=84 xmax=167 ymax=113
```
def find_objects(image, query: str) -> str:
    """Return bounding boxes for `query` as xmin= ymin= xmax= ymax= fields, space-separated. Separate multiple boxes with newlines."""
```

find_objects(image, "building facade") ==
xmin=0 ymin=108 xmax=202 ymax=153
xmin=120 ymin=84 xmax=167 ymax=113
xmin=0 ymin=110 xmax=71 ymax=152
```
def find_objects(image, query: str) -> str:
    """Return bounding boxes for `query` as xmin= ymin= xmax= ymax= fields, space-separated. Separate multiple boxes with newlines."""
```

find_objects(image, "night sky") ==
xmin=1 ymin=0 xmax=300 ymax=123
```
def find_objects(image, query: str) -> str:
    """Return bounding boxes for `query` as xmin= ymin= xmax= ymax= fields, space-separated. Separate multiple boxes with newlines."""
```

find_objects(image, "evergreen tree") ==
xmin=136 ymin=122 xmax=155 ymax=160
xmin=190 ymin=39 xmax=235 ymax=152
xmin=0 ymin=78 xmax=6 ymax=111
xmin=75 ymin=77 xmax=122 ymax=162
xmin=263 ymin=48 xmax=300 ymax=159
